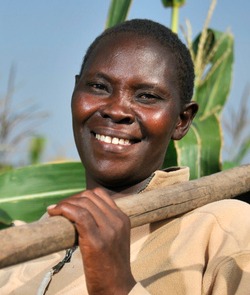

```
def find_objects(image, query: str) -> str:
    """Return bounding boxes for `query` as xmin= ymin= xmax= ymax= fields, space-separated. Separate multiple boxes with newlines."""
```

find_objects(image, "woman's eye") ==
xmin=138 ymin=93 xmax=161 ymax=103
xmin=88 ymin=83 xmax=108 ymax=92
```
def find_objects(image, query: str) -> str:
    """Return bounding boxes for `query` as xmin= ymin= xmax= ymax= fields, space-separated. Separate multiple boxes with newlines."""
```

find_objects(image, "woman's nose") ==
xmin=100 ymin=96 xmax=135 ymax=124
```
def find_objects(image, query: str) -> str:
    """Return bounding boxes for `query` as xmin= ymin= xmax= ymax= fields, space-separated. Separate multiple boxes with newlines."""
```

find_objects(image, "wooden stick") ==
xmin=0 ymin=164 xmax=249 ymax=269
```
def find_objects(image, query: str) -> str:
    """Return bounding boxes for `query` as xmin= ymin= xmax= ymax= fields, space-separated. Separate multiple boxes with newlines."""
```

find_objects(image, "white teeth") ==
xmin=105 ymin=136 xmax=112 ymax=143
xmin=112 ymin=137 xmax=119 ymax=144
xmin=119 ymin=138 xmax=125 ymax=145
xmin=95 ymin=134 xmax=131 ymax=145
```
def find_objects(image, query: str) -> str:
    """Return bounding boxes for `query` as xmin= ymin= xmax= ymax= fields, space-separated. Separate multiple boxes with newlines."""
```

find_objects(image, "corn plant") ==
xmin=161 ymin=0 xmax=186 ymax=33
xmin=163 ymin=0 xmax=234 ymax=179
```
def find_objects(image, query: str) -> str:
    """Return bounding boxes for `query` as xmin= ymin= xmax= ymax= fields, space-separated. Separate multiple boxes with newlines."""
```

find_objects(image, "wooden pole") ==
xmin=0 ymin=164 xmax=249 ymax=269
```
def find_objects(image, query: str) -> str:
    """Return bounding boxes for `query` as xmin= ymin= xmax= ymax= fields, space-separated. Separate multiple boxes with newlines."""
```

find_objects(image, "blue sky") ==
xmin=1 ymin=0 xmax=250 ymax=165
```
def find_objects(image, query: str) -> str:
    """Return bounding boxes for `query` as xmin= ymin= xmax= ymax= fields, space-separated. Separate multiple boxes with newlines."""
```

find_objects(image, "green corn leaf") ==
xmin=161 ymin=0 xmax=186 ymax=8
xmin=233 ymin=138 xmax=250 ymax=165
xmin=162 ymin=140 xmax=178 ymax=168
xmin=173 ymin=123 xmax=201 ymax=179
xmin=193 ymin=29 xmax=234 ymax=118
xmin=222 ymin=161 xmax=237 ymax=170
xmin=105 ymin=0 xmax=132 ymax=28
xmin=173 ymin=114 xmax=221 ymax=179
xmin=0 ymin=162 xmax=86 ymax=222
xmin=196 ymin=114 xmax=221 ymax=177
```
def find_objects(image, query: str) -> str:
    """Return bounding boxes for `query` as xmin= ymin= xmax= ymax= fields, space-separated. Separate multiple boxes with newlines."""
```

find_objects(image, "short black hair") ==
xmin=79 ymin=19 xmax=194 ymax=104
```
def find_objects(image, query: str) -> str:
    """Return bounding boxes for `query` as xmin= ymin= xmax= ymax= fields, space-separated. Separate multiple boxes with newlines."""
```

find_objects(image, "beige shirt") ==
xmin=1 ymin=167 xmax=250 ymax=294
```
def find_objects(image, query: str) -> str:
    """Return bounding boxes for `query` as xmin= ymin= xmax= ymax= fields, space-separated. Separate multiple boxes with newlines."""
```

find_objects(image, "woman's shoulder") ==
xmin=194 ymin=199 xmax=250 ymax=225
xmin=148 ymin=199 xmax=250 ymax=251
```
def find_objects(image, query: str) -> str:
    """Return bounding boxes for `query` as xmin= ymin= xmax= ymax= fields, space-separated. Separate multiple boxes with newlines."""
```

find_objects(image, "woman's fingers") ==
xmin=47 ymin=188 xmax=130 ymax=248
xmin=65 ymin=187 xmax=120 ymax=209
xmin=48 ymin=188 xmax=129 ymax=227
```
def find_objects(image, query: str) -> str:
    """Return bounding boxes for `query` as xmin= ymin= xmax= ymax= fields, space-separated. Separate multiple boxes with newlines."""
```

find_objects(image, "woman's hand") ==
xmin=47 ymin=187 xmax=136 ymax=295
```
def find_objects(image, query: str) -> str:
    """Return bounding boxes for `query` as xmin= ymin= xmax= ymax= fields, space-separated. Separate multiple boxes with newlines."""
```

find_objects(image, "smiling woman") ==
xmin=72 ymin=23 xmax=197 ymax=192
xmin=1 ymin=19 xmax=250 ymax=295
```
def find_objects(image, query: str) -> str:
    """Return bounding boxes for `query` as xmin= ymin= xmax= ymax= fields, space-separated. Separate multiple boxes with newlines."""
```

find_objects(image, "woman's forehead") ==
xmin=84 ymin=32 xmax=175 ymax=72
xmin=96 ymin=31 xmax=169 ymax=54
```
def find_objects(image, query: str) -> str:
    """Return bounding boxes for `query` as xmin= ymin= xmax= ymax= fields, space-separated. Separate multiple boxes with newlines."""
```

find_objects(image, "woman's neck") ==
xmin=86 ymin=175 xmax=153 ymax=199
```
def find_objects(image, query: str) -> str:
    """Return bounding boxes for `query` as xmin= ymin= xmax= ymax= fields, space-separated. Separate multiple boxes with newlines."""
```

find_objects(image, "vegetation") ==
xmin=0 ymin=66 xmax=47 ymax=172
xmin=0 ymin=162 xmax=85 ymax=228
xmin=161 ymin=0 xmax=186 ymax=33
xmin=222 ymin=84 xmax=250 ymax=169
xmin=105 ymin=0 xmax=132 ymax=28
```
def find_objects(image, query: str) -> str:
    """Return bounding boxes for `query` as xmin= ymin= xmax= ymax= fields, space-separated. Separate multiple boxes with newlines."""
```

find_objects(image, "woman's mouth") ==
xmin=95 ymin=133 xmax=132 ymax=146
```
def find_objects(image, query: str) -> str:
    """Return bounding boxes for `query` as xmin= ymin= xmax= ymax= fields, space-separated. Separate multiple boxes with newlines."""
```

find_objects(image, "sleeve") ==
xmin=129 ymin=282 xmax=151 ymax=295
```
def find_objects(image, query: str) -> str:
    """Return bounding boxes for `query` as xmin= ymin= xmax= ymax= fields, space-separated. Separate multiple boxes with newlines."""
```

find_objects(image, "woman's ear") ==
xmin=171 ymin=101 xmax=199 ymax=140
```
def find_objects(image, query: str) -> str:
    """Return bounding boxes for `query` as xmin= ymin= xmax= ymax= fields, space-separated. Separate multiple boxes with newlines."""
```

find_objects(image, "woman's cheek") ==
xmin=72 ymin=94 xmax=96 ymax=121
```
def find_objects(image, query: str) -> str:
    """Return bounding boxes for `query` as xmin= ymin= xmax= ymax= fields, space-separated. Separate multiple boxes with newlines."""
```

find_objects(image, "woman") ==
xmin=1 ymin=19 xmax=250 ymax=295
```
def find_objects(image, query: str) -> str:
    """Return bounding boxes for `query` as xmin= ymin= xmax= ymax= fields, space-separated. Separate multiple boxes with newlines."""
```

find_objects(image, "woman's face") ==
xmin=71 ymin=33 xmax=185 ymax=189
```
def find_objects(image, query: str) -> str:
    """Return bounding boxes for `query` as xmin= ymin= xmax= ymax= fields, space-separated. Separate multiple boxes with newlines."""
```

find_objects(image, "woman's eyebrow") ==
xmin=133 ymin=83 xmax=159 ymax=89
xmin=133 ymin=83 xmax=171 ymax=96
xmin=87 ymin=72 xmax=111 ymax=81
